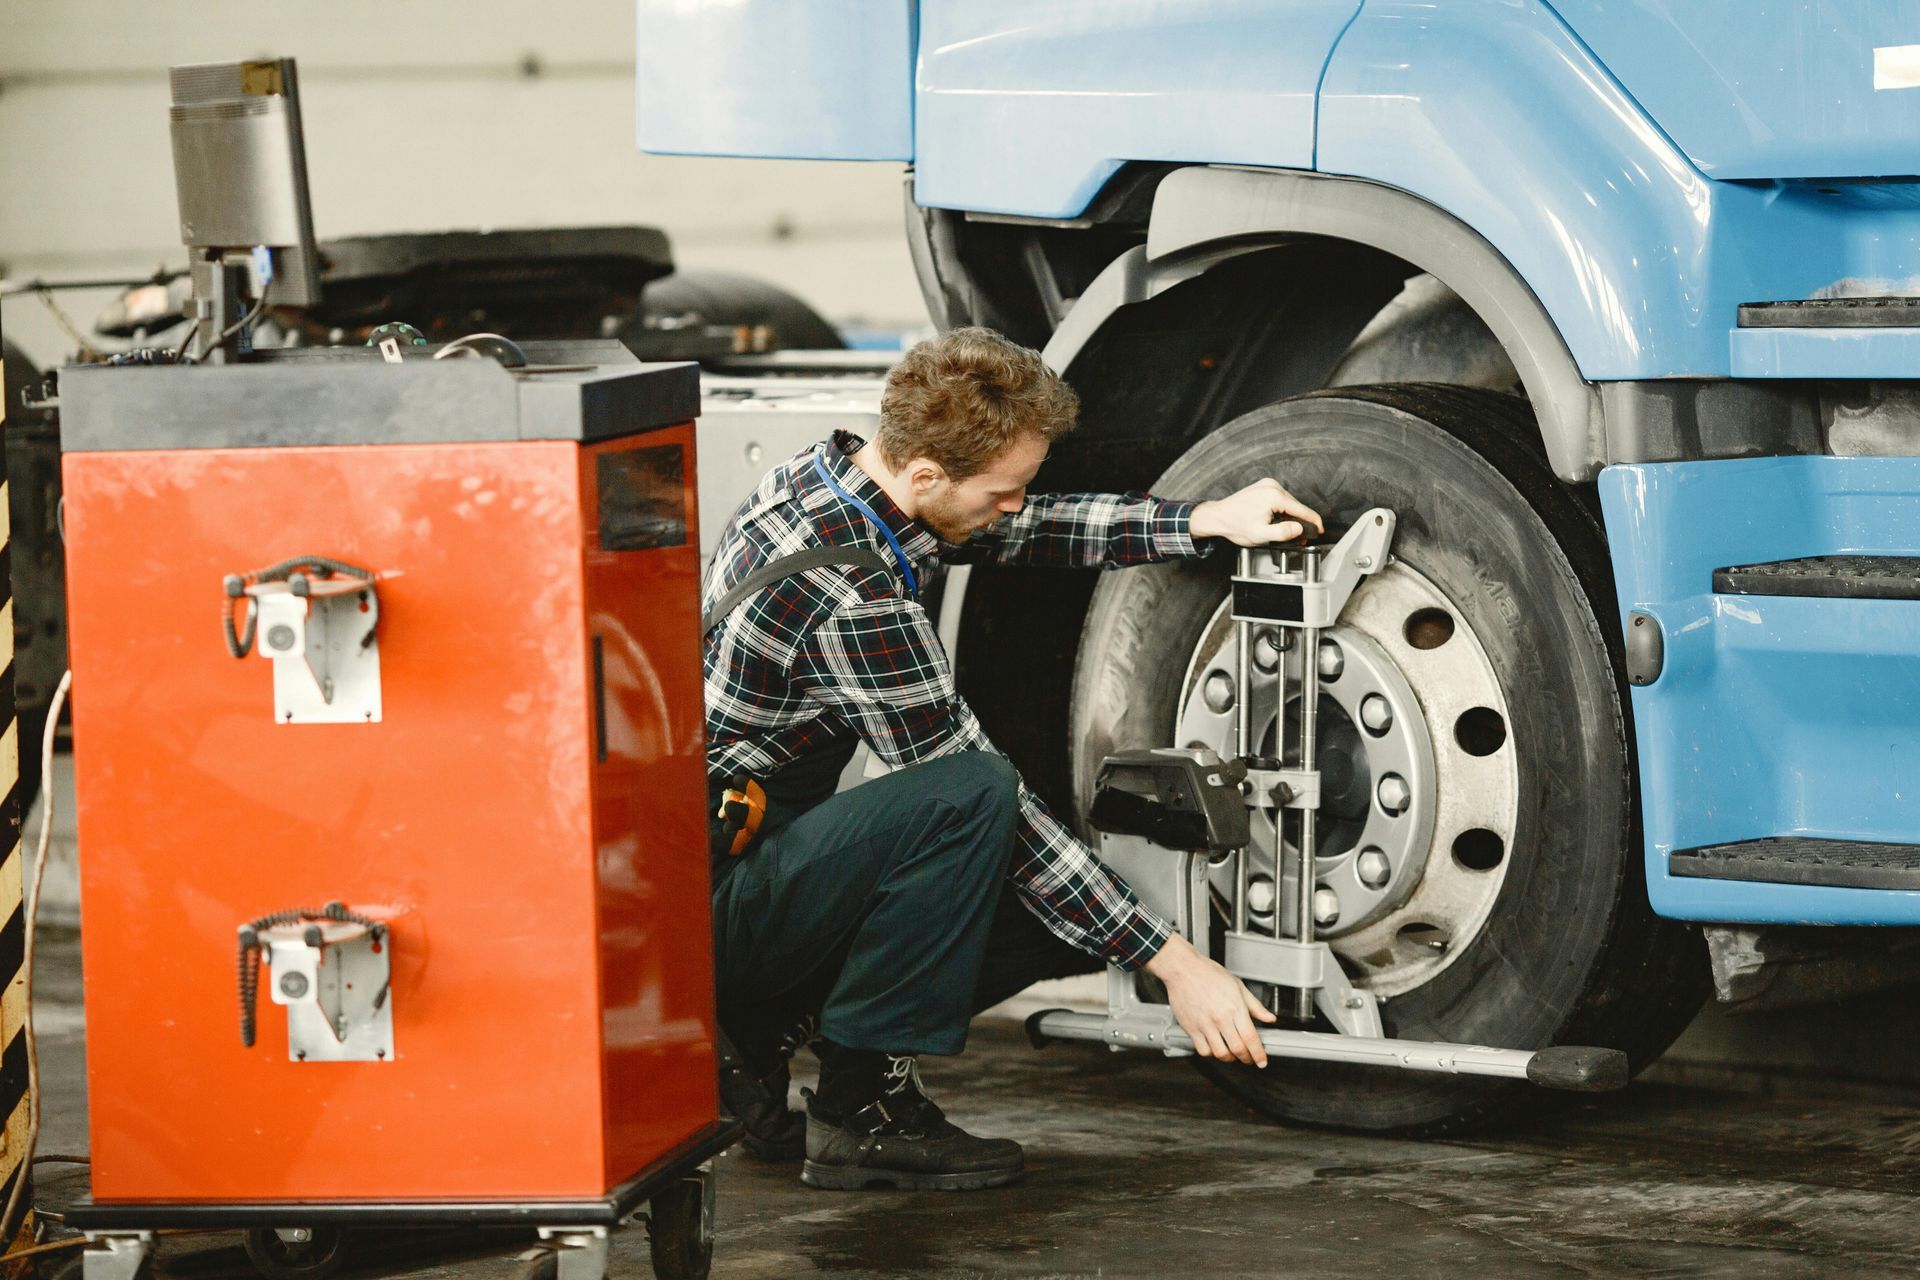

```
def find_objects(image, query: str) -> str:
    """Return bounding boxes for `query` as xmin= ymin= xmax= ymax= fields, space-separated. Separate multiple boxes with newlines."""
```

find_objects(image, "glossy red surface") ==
xmin=63 ymin=426 xmax=715 ymax=1202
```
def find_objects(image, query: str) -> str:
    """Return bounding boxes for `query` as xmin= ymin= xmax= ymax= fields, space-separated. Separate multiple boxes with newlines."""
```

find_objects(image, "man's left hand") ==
xmin=1190 ymin=478 xmax=1324 ymax=547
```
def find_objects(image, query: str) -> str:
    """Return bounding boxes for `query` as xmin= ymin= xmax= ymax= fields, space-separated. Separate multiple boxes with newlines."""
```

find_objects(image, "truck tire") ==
xmin=1068 ymin=385 xmax=1707 ymax=1133
xmin=637 ymin=269 xmax=844 ymax=351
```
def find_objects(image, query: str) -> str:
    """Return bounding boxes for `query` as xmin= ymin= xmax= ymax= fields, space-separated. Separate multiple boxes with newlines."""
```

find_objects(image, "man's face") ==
xmin=912 ymin=433 xmax=1049 ymax=542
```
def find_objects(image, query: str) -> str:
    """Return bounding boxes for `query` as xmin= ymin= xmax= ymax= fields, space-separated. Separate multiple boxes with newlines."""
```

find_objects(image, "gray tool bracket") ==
xmin=257 ymin=915 xmax=394 ymax=1063
xmin=1229 ymin=509 xmax=1397 ymax=1020
xmin=1230 ymin=510 xmax=1397 ymax=629
xmin=1243 ymin=765 xmax=1321 ymax=811
xmin=250 ymin=579 xmax=382 ymax=724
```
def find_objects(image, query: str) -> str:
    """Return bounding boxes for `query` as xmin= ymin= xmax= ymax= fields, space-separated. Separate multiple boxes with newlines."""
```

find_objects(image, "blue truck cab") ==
xmin=639 ymin=2 xmax=1920 ymax=1130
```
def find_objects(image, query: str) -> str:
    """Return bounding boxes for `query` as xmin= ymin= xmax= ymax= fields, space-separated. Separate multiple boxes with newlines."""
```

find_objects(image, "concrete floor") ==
xmin=29 ymin=927 xmax=1920 ymax=1279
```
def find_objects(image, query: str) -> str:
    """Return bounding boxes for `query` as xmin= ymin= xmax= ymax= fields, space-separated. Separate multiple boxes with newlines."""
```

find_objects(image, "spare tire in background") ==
xmin=1068 ymin=385 xmax=1707 ymax=1134
xmin=632 ymin=269 xmax=845 ymax=352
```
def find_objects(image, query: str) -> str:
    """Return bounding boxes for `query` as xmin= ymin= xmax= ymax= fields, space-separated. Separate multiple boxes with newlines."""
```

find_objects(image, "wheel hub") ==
xmin=1175 ymin=562 xmax=1518 ymax=998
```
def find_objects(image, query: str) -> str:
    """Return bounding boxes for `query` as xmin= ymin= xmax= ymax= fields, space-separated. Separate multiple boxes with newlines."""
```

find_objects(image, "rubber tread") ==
xmin=1713 ymin=555 xmax=1920 ymax=602
xmin=1672 ymin=838 xmax=1920 ymax=891
xmin=1739 ymin=297 xmax=1920 ymax=328
xmin=1320 ymin=385 xmax=1708 ymax=1096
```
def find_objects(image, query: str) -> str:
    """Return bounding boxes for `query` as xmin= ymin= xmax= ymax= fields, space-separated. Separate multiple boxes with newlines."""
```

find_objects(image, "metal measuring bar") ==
xmin=1027 ymin=1007 xmax=1629 ymax=1092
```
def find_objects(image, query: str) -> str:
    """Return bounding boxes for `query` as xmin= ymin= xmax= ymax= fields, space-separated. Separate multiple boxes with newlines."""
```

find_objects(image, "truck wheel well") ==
xmin=956 ymin=240 xmax=1537 ymax=813
xmin=1042 ymin=241 xmax=1454 ymax=494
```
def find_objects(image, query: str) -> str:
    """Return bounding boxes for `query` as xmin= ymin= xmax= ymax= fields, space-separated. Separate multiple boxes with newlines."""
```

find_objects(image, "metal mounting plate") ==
xmin=256 ymin=587 xmax=382 ymax=724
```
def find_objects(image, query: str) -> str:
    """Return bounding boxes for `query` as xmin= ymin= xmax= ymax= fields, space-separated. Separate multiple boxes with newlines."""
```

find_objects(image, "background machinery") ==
xmin=42 ymin=57 xmax=737 ymax=1280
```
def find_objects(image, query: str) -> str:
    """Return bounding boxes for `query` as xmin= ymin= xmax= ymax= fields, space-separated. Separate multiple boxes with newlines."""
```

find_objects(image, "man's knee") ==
xmin=895 ymin=752 xmax=1019 ymax=872
xmin=929 ymin=751 xmax=1019 ymax=825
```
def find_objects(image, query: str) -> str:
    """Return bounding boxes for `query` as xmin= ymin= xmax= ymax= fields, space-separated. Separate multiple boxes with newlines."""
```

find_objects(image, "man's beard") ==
xmin=919 ymin=490 xmax=991 ymax=543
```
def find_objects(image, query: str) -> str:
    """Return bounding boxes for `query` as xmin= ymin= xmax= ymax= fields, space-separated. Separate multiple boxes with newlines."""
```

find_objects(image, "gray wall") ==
xmin=0 ymin=0 xmax=928 ymax=369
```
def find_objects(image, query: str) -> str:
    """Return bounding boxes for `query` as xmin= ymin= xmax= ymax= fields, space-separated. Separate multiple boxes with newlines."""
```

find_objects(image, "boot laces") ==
xmin=884 ymin=1054 xmax=926 ymax=1099
xmin=880 ymin=1054 xmax=953 ymax=1135
xmin=779 ymin=1014 xmax=821 ymax=1058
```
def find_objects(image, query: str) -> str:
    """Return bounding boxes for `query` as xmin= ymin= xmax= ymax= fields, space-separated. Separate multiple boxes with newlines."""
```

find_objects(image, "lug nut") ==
xmin=1312 ymin=887 xmax=1341 ymax=926
xmin=1377 ymin=773 xmax=1411 ymax=815
xmin=1357 ymin=848 xmax=1392 ymax=889
xmin=1360 ymin=695 xmax=1393 ymax=734
xmin=1318 ymin=641 xmax=1344 ymax=681
xmin=1203 ymin=671 xmax=1236 ymax=714
xmin=1252 ymin=628 xmax=1287 ymax=673
xmin=1246 ymin=875 xmax=1277 ymax=915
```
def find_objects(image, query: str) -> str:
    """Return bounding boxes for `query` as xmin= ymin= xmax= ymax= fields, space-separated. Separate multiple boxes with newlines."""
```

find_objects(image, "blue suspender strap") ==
xmin=811 ymin=452 xmax=920 ymax=599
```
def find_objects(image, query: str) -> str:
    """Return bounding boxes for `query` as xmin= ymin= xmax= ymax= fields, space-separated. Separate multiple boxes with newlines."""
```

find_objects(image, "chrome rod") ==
xmin=1233 ymin=550 xmax=1253 ymax=759
xmin=1292 ymin=550 xmax=1322 ymax=1018
xmin=1234 ymin=550 xmax=1253 ymax=936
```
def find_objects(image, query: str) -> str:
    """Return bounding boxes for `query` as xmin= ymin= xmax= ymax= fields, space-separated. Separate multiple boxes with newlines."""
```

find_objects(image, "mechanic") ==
xmin=703 ymin=326 xmax=1324 ymax=1191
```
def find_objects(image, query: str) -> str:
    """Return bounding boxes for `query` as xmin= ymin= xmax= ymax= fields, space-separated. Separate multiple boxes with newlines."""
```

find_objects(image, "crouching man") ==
xmin=703 ymin=327 xmax=1322 ymax=1190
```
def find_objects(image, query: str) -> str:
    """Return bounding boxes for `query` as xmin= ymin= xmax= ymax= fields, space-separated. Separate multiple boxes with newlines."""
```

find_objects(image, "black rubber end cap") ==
xmin=1526 ymin=1045 xmax=1630 ymax=1092
xmin=1024 ymin=1009 xmax=1061 ymax=1051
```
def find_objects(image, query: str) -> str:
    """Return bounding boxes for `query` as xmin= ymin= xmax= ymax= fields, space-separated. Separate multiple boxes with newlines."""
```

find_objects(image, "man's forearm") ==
xmin=1007 ymin=793 xmax=1174 ymax=971
xmin=970 ymin=493 xmax=1201 ymax=568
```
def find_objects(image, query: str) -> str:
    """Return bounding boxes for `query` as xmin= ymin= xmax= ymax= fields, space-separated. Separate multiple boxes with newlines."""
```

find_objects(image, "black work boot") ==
xmin=717 ymin=1024 xmax=812 ymax=1162
xmin=801 ymin=1054 xmax=1024 ymax=1191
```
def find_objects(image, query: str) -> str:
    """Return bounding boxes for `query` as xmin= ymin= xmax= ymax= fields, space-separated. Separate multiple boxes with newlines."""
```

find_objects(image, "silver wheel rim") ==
xmin=1174 ymin=561 xmax=1519 ymax=998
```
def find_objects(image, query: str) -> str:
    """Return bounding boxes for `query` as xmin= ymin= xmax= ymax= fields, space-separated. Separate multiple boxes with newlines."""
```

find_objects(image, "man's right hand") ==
xmin=1143 ymin=932 xmax=1276 ymax=1067
xmin=1189 ymin=478 xmax=1325 ymax=547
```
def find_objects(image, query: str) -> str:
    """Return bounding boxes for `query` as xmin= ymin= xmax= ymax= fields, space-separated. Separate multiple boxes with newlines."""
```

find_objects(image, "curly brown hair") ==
xmin=876 ymin=327 xmax=1079 ymax=480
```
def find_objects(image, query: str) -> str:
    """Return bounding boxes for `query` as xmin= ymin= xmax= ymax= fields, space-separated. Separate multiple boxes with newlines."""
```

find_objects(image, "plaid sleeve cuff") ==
xmin=1151 ymin=499 xmax=1206 ymax=560
xmin=1105 ymin=900 xmax=1176 ymax=972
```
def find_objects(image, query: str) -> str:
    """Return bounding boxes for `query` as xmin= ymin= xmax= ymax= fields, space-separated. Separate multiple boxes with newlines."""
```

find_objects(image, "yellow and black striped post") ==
xmin=0 ymin=323 xmax=28 ymax=1263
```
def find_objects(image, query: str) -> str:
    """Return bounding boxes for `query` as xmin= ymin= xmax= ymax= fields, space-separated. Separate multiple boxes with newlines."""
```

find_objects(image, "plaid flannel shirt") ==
xmin=703 ymin=431 xmax=1206 ymax=970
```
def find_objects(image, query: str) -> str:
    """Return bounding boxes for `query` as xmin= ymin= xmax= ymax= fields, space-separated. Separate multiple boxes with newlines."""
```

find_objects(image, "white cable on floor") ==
xmin=0 ymin=669 xmax=73 ymax=1245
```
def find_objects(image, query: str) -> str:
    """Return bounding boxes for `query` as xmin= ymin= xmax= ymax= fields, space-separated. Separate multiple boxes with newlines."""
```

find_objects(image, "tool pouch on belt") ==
xmin=705 ymin=742 xmax=852 ymax=862
xmin=711 ymin=776 xmax=768 ymax=859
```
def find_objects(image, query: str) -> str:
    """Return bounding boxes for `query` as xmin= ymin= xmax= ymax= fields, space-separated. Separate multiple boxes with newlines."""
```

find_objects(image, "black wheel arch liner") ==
xmin=1039 ymin=165 xmax=1606 ymax=483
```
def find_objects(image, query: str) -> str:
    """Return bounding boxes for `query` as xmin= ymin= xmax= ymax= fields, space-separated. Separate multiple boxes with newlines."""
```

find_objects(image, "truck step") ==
xmin=1712 ymin=555 xmax=1920 ymax=601
xmin=1671 ymin=838 xmax=1920 ymax=890
xmin=1739 ymin=297 xmax=1920 ymax=328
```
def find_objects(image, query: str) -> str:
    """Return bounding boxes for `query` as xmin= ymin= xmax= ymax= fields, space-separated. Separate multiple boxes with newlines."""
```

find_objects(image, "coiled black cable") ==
xmin=237 ymin=903 xmax=388 ymax=1047
xmin=220 ymin=556 xmax=376 ymax=658
xmin=222 ymin=593 xmax=258 ymax=659
xmin=249 ymin=556 xmax=375 ymax=585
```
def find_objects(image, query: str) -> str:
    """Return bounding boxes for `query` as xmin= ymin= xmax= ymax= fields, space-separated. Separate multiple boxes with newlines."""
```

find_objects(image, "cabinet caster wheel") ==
xmin=243 ymin=1226 xmax=349 ymax=1279
xmin=647 ymin=1167 xmax=714 ymax=1280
